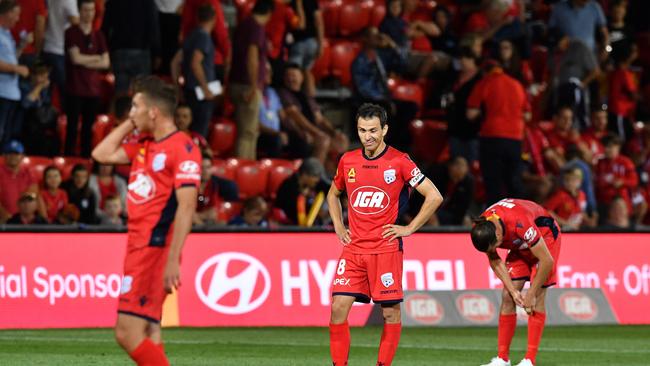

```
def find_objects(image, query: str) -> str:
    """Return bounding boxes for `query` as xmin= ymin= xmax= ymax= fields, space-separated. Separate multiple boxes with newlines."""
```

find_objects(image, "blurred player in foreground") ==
xmin=92 ymin=76 xmax=201 ymax=365
xmin=471 ymin=198 xmax=561 ymax=366
xmin=327 ymin=103 xmax=443 ymax=365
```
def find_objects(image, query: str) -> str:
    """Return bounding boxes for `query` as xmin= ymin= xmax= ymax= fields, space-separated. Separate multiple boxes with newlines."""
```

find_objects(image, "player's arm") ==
xmin=487 ymin=250 xmax=525 ymax=306
xmin=91 ymin=120 xmax=134 ymax=165
xmin=382 ymin=178 xmax=442 ymax=240
xmin=164 ymin=186 xmax=198 ymax=293
xmin=327 ymin=183 xmax=350 ymax=244
xmin=525 ymin=237 xmax=554 ymax=309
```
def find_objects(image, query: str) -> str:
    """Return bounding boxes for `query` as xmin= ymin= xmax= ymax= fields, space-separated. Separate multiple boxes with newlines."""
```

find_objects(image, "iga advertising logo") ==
xmin=455 ymin=293 xmax=495 ymax=324
xmin=404 ymin=293 xmax=444 ymax=325
xmin=195 ymin=252 xmax=271 ymax=315
xmin=350 ymin=186 xmax=390 ymax=215
xmin=559 ymin=291 xmax=598 ymax=321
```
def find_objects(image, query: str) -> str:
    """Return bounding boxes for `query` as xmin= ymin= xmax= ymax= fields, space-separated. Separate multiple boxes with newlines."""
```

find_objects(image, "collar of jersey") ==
xmin=154 ymin=129 xmax=180 ymax=143
xmin=362 ymin=144 xmax=389 ymax=161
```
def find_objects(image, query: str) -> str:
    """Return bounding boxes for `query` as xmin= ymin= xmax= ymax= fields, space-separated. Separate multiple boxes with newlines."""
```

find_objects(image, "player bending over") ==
xmin=471 ymin=198 xmax=562 ymax=366
xmin=92 ymin=76 xmax=201 ymax=365
xmin=328 ymin=103 xmax=443 ymax=366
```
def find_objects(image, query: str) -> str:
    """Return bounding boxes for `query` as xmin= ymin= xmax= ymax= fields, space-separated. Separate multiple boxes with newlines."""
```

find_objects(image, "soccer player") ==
xmin=328 ymin=103 xmax=443 ymax=366
xmin=471 ymin=198 xmax=561 ymax=366
xmin=92 ymin=76 xmax=201 ymax=365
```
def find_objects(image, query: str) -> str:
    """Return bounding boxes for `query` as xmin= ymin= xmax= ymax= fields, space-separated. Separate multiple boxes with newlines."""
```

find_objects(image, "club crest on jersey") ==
xmin=384 ymin=169 xmax=396 ymax=184
xmin=121 ymin=275 xmax=133 ymax=294
xmin=381 ymin=272 xmax=394 ymax=288
xmin=152 ymin=153 xmax=167 ymax=172
xmin=347 ymin=168 xmax=356 ymax=183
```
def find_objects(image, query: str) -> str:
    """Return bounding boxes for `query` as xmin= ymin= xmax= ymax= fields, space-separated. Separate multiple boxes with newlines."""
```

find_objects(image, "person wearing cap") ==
xmin=275 ymin=157 xmax=329 ymax=225
xmin=6 ymin=191 xmax=47 ymax=224
xmin=0 ymin=140 xmax=39 ymax=223
xmin=466 ymin=60 xmax=530 ymax=205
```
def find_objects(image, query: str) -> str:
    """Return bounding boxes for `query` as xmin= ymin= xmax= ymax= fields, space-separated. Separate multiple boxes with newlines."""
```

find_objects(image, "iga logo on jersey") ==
xmin=350 ymin=186 xmax=390 ymax=215
xmin=127 ymin=171 xmax=156 ymax=204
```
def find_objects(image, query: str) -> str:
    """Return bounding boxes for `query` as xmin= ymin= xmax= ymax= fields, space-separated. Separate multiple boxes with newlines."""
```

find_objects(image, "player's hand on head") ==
xmin=382 ymin=224 xmax=413 ymax=241
xmin=163 ymin=260 xmax=182 ymax=294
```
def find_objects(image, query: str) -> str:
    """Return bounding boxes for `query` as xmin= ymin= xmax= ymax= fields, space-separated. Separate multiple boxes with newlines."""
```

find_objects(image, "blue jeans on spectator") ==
xmin=289 ymin=38 xmax=318 ymax=70
xmin=185 ymin=88 xmax=214 ymax=139
xmin=112 ymin=49 xmax=151 ymax=94
xmin=449 ymin=136 xmax=479 ymax=164
xmin=0 ymin=97 xmax=18 ymax=145
xmin=42 ymin=52 xmax=65 ymax=107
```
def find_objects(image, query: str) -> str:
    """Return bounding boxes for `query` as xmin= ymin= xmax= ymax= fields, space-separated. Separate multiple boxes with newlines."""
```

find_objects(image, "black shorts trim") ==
xmin=510 ymin=276 xmax=530 ymax=282
xmin=375 ymin=299 xmax=404 ymax=305
xmin=542 ymin=282 xmax=556 ymax=288
xmin=332 ymin=292 xmax=371 ymax=304
xmin=118 ymin=310 xmax=160 ymax=324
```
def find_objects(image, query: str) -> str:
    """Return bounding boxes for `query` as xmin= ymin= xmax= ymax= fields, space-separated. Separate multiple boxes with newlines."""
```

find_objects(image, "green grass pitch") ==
xmin=0 ymin=325 xmax=647 ymax=365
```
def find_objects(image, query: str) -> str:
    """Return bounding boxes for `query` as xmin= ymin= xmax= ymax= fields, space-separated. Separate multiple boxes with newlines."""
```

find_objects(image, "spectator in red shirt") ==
xmin=544 ymin=167 xmax=593 ymax=230
xmin=88 ymin=163 xmax=126 ymax=211
xmin=64 ymin=0 xmax=109 ymax=157
xmin=595 ymin=133 xmax=638 ymax=215
xmin=11 ymin=0 xmax=46 ymax=66
xmin=608 ymin=42 xmax=638 ymax=141
xmin=467 ymin=61 xmax=529 ymax=204
xmin=194 ymin=155 xmax=239 ymax=226
xmin=266 ymin=0 xmax=303 ymax=86
xmin=0 ymin=140 xmax=38 ymax=223
xmin=6 ymin=191 xmax=47 ymax=224
xmin=181 ymin=0 xmax=231 ymax=82
xmin=581 ymin=108 xmax=608 ymax=163
xmin=39 ymin=165 xmax=68 ymax=223
xmin=546 ymin=106 xmax=592 ymax=162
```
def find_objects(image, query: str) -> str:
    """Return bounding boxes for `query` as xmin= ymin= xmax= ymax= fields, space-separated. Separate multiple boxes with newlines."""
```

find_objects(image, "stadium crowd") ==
xmin=1 ymin=0 xmax=650 ymax=230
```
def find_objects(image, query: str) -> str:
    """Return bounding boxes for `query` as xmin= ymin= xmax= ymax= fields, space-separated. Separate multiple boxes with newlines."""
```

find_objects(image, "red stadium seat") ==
xmin=320 ymin=0 xmax=340 ymax=37
xmin=408 ymin=119 xmax=448 ymax=164
xmin=311 ymin=38 xmax=331 ymax=82
xmin=53 ymin=157 xmax=93 ymax=180
xmin=21 ymin=156 xmax=54 ymax=184
xmin=235 ymin=164 xmax=269 ymax=199
xmin=259 ymin=158 xmax=296 ymax=171
xmin=212 ymin=159 xmax=235 ymax=180
xmin=267 ymin=165 xmax=294 ymax=199
xmin=369 ymin=1 xmax=386 ymax=27
xmin=390 ymin=79 xmax=424 ymax=110
xmin=209 ymin=119 xmax=237 ymax=158
xmin=92 ymin=114 xmax=113 ymax=149
xmin=339 ymin=1 xmax=370 ymax=37
xmin=330 ymin=41 xmax=361 ymax=87
xmin=215 ymin=201 xmax=242 ymax=222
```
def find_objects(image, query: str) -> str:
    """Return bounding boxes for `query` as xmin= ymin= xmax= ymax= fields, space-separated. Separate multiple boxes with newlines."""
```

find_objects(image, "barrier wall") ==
xmin=1 ymin=232 xmax=649 ymax=328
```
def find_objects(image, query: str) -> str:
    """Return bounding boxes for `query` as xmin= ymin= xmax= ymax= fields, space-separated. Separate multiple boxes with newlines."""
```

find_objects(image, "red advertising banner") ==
xmin=0 ymin=232 xmax=648 ymax=328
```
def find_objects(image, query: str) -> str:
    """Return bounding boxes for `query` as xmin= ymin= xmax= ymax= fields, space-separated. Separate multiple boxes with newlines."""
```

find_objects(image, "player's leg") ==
xmin=330 ymin=295 xmax=355 ymax=366
xmin=115 ymin=314 xmax=169 ymax=366
xmin=367 ymin=251 xmax=403 ymax=366
xmin=147 ymin=322 xmax=166 ymax=355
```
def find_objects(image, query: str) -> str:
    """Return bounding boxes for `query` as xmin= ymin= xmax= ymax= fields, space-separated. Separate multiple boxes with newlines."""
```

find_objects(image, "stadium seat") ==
xmin=92 ymin=114 xmax=113 ymax=149
xmin=267 ymin=165 xmax=294 ymax=199
xmin=338 ymin=1 xmax=370 ymax=36
xmin=320 ymin=0 xmax=340 ymax=38
xmin=209 ymin=119 xmax=237 ymax=158
xmin=235 ymin=164 xmax=269 ymax=199
xmin=330 ymin=41 xmax=361 ymax=87
xmin=215 ymin=201 xmax=242 ymax=222
xmin=53 ymin=157 xmax=93 ymax=180
xmin=369 ymin=0 xmax=386 ymax=27
xmin=211 ymin=159 xmax=235 ymax=180
xmin=21 ymin=156 xmax=53 ymax=183
xmin=311 ymin=38 xmax=331 ymax=83
xmin=408 ymin=119 xmax=448 ymax=164
xmin=259 ymin=158 xmax=296 ymax=171
xmin=390 ymin=79 xmax=424 ymax=110
xmin=234 ymin=0 xmax=255 ymax=21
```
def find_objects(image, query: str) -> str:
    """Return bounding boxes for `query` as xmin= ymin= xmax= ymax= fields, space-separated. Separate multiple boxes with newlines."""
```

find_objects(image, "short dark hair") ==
xmin=602 ymin=133 xmax=622 ymax=147
xmin=77 ymin=0 xmax=94 ymax=10
xmin=71 ymin=163 xmax=89 ymax=175
xmin=131 ymin=76 xmax=178 ymax=117
xmin=197 ymin=3 xmax=215 ymax=23
xmin=298 ymin=157 xmax=324 ymax=177
xmin=30 ymin=61 xmax=50 ymax=76
xmin=0 ymin=0 xmax=18 ymax=15
xmin=252 ymin=0 xmax=274 ymax=15
xmin=283 ymin=62 xmax=302 ymax=74
xmin=458 ymin=46 xmax=480 ymax=64
xmin=113 ymin=95 xmax=132 ymax=120
xmin=43 ymin=165 xmax=61 ymax=182
xmin=470 ymin=217 xmax=497 ymax=252
xmin=356 ymin=103 xmax=388 ymax=128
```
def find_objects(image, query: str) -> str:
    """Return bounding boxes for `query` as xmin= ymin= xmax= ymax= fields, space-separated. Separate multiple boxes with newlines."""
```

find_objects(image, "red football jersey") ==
xmin=122 ymin=131 xmax=201 ymax=249
xmin=544 ymin=188 xmax=586 ymax=224
xmin=480 ymin=198 xmax=556 ymax=251
xmin=333 ymin=146 xmax=425 ymax=254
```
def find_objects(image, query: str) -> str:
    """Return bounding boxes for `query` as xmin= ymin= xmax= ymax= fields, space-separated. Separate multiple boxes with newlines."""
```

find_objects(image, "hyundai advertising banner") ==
xmin=0 ymin=232 xmax=648 ymax=328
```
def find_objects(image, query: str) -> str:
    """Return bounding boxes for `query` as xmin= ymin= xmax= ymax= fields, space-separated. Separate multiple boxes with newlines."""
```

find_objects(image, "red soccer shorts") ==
xmin=331 ymin=250 xmax=403 ymax=304
xmin=118 ymin=245 xmax=170 ymax=323
xmin=506 ymin=232 xmax=561 ymax=288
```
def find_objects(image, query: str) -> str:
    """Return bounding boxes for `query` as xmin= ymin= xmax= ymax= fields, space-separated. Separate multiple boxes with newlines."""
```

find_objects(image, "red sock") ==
xmin=497 ymin=314 xmax=517 ymax=361
xmin=330 ymin=322 xmax=350 ymax=366
xmin=129 ymin=339 xmax=170 ymax=366
xmin=377 ymin=323 xmax=401 ymax=366
xmin=525 ymin=312 xmax=546 ymax=364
